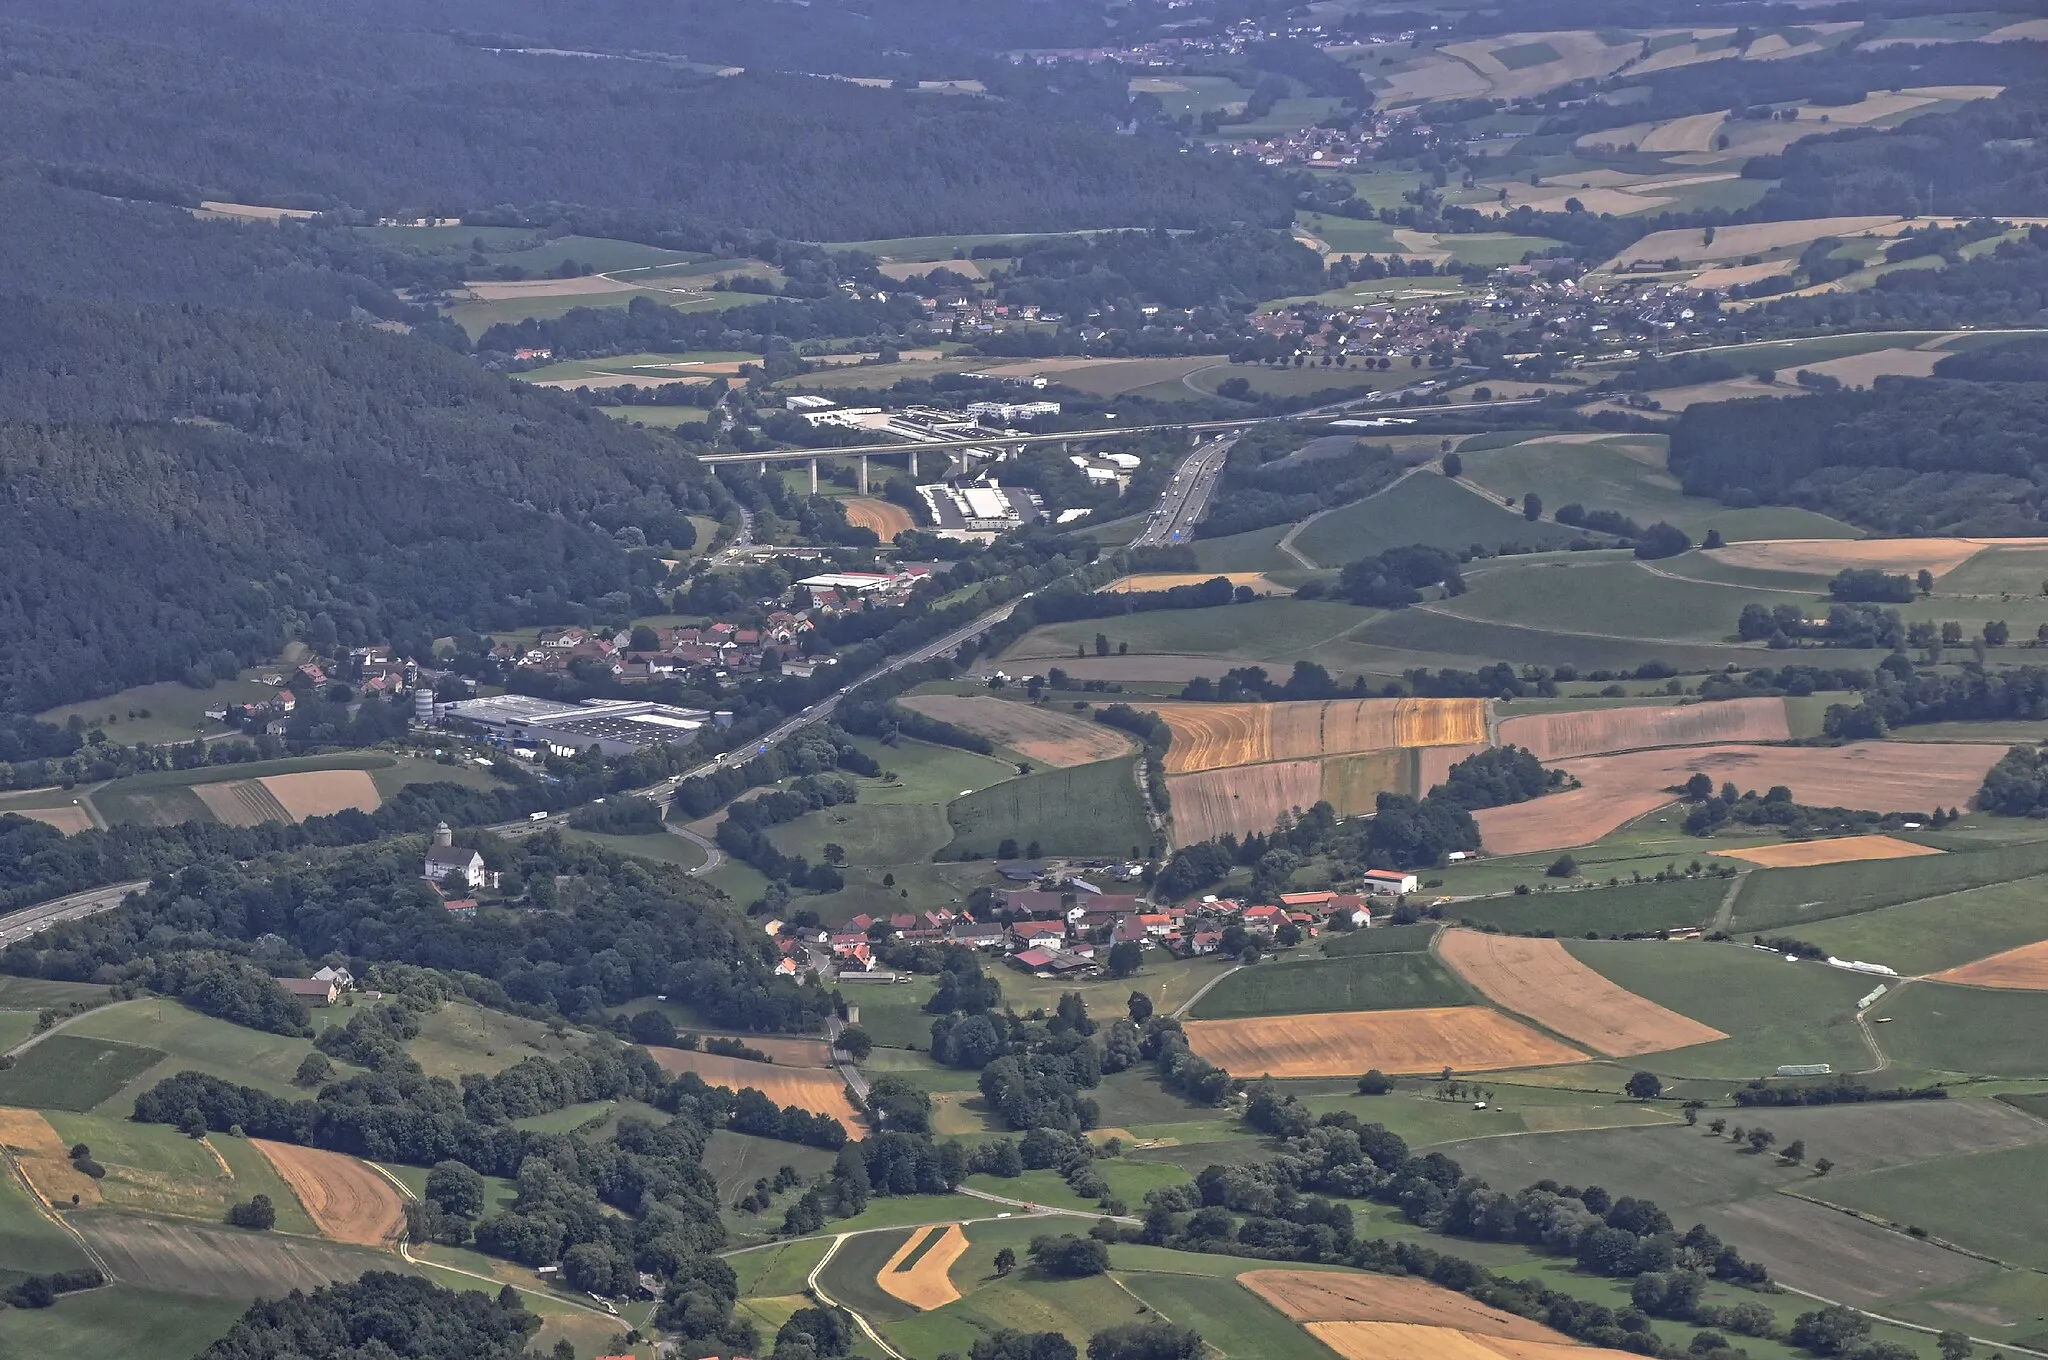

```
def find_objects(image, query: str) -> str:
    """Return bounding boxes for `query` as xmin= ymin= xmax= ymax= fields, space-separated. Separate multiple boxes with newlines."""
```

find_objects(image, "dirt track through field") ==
xmin=1497 ymin=697 xmax=1789 ymax=761
xmin=647 ymin=1047 xmax=862 ymax=1128
xmin=896 ymin=695 xmax=1136 ymax=768
xmin=0 ymin=1106 xmax=101 ymax=1206
xmin=1151 ymin=698 xmax=1487 ymax=774
xmin=1472 ymin=741 xmax=2003 ymax=856
xmin=1438 ymin=932 xmax=1727 ymax=1057
xmin=877 ymin=1222 xmax=968 ymax=1309
xmin=1183 ymin=1007 xmax=1583 ymax=1078
xmin=1718 ymin=834 xmax=1942 ymax=868
xmin=1931 ymin=940 xmax=2048 ymax=989
xmin=842 ymin=498 xmax=915 ymax=539
xmin=260 ymin=770 xmax=382 ymax=820
xmin=251 ymin=1140 xmax=405 ymax=1246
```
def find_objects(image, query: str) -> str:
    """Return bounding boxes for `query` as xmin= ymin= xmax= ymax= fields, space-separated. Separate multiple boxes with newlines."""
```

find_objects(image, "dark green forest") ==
xmin=1667 ymin=371 xmax=2048 ymax=534
xmin=0 ymin=9 xmax=1288 ymax=239
xmin=0 ymin=297 xmax=723 ymax=710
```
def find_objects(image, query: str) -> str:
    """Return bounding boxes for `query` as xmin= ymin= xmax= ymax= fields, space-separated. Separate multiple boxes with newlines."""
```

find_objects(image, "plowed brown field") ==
xmin=1152 ymin=698 xmax=1486 ymax=774
xmin=1167 ymin=760 xmax=1321 ymax=842
xmin=195 ymin=779 xmax=293 ymax=826
xmin=1239 ymin=1270 xmax=1560 ymax=1336
xmin=1719 ymin=835 xmax=1942 ymax=868
xmin=0 ymin=1106 xmax=100 ymax=1206
xmin=1438 ymin=932 xmax=1726 ymax=1057
xmin=1497 ymin=697 xmax=1789 ymax=761
xmin=250 ymin=1140 xmax=405 ymax=1246
xmin=842 ymin=498 xmax=915 ymax=539
xmin=647 ymin=1047 xmax=861 ymax=1128
xmin=896 ymin=695 xmax=1136 ymax=767
xmin=1473 ymin=742 xmax=2002 ymax=856
xmin=1183 ymin=1007 xmax=1583 ymax=1078
xmin=878 ymin=1222 xmax=969 ymax=1309
xmin=1932 ymin=941 xmax=2048 ymax=990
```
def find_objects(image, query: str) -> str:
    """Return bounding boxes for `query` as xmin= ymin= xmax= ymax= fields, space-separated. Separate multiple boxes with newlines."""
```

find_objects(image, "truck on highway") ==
xmin=528 ymin=811 xmax=548 ymax=822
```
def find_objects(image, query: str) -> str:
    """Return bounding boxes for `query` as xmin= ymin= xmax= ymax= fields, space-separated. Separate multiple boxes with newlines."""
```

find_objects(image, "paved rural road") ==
xmin=1170 ymin=964 xmax=1241 ymax=1020
xmin=0 ymin=878 xmax=149 ymax=951
xmin=809 ymin=1234 xmax=911 ymax=1360
xmin=825 ymin=1015 xmax=870 ymax=1102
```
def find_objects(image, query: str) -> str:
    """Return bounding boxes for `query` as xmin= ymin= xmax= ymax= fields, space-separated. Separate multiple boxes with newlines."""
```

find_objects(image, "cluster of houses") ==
xmin=774 ymin=869 xmax=1418 ymax=982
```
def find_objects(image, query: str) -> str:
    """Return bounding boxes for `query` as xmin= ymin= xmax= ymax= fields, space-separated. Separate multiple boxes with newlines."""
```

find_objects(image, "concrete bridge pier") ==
xmin=857 ymin=455 xmax=870 ymax=495
xmin=808 ymin=457 xmax=819 ymax=494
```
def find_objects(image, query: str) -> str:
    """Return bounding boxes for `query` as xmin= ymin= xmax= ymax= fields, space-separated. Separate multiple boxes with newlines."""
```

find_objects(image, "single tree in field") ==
xmin=1781 ymin=1138 xmax=1805 ymax=1164
xmin=994 ymin=1246 xmax=1016 ymax=1277
xmin=1443 ymin=452 xmax=1463 ymax=477
xmin=1127 ymin=991 xmax=1153 ymax=1024
xmin=1625 ymin=1071 xmax=1662 ymax=1100
xmin=1707 ymin=1117 xmax=1726 ymax=1135
xmin=1107 ymin=941 xmax=1144 ymax=979
xmin=1813 ymin=1157 xmax=1834 ymax=1176
xmin=1937 ymin=1328 xmax=1974 ymax=1360
xmin=1682 ymin=1105 xmax=1699 ymax=1126
xmin=837 ymin=1025 xmax=873 ymax=1062
xmin=1522 ymin=493 xmax=1543 ymax=522
xmin=1747 ymin=1128 xmax=1776 ymax=1155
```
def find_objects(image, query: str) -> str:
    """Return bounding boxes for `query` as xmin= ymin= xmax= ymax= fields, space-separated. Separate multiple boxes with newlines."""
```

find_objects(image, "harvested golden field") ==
xmin=260 ymin=770 xmax=382 ymax=820
xmin=1798 ymin=348 xmax=1946 ymax=388
xmin=1719 ymin=834 xmax=1942 ymax=868
xmin=1167 ymin=760 xmax=1321 ymax=843
xmin=706 ymin=1035 xmax=835 ymax=1067
xmin=877 ymin=1223 xmax=969 ymax=1309
xmin=1496 ymin=697 xmax=1789 ymax=761
xmin=1987 ymin=17 xmax=2048 ymax=39
xmin=1438 ymin=932 xmax=1726 ymax=1057
xmin=842 ymin=497 xmax=915 ymax=539
xmin=1473 ymin=741 xmax=2003 ymax=856
xmin=1239 ymin=1270 xmax=1560 ymax=1337
xmin=896 ymin=695 xmax=1135 ymax=768
xmin=1319 ymin=749 xmax=1414 ymax=817
xmin=1706 ymin=536 xmax=2048 ymax=578
xmin=1932 ymin=941 xmax=2048 ymax=990
xmin=5 ymin=805 xmax=91 ymax=834
xmin=1183 ymin=1007 xmax=1583 ymax=1078
xmin=1152 ymin=698 xmax=1487 ymax=774
xmin=1635 ymin=110 xmax=1729 ymax=153
xmin=1099 ymin=572 xmax=1291 ymax=595
xmin=1610 ymin=217 xmax=1903 ymax=268
xmin=1306 ymin=1322 xmax=1633 ymax=1360
xmin=250 ymin=1140 xmax=406 ymax=1247
xmin=195 ymin=779 xmax=293 ymax=827
xmin=0 ymin=1106 xmax=100 ymax=1207
xmin=647 ymin=1047 xmax=861 ymax=1128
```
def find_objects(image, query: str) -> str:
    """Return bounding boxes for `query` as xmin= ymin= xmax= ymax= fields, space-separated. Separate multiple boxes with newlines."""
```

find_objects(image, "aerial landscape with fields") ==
xmin=3 ymin=0 xmax=2048 ymax=1358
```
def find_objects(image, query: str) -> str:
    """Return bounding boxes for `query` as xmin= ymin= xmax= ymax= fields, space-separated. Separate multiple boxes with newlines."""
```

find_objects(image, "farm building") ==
xmin=1361 ymin=869 xmax=1419 ymax=896
xmin=278 ymin=977 xmax=339 ymax=1007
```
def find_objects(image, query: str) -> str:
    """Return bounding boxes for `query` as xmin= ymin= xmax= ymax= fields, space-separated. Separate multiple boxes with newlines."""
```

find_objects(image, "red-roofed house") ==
xmin=1241 ymin=904 xmax=1286 ymax=931
xmin=1008 ymin=919 xmax=1066 ymax=948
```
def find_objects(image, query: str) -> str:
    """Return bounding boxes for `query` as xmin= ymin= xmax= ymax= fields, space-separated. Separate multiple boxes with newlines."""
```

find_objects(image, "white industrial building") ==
xmin=442 ymin=694 xmax=727 ymax=757
xmin=917 ymin=481 xmax=1043 ymax=533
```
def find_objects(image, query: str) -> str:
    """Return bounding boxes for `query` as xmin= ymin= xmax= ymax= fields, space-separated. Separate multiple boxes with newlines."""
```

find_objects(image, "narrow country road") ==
xmin=809 ymin=1235 xmax=909 ymax=1360
xmin=666 ymin=822 xmax=724 ymax=875
xmin=1170 ymin=964 xmax=1241 ymax=1020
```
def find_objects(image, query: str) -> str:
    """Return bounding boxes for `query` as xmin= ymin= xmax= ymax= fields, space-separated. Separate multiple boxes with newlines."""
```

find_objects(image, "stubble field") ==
xmin=1167 ymin=759 xmax=1321 ymax=843
xmin=646 ymin=1047 xmax=861 ymax=1127
xmin=1718 ymin=834 xmax=1942 ymax=868
xmin=1150 ymin=698 xmax=1487 ymax=774
xmin=1183 ymin=1007 xmax=1584 ymax=1078
xmin=1436 ymin=932 xmax=1727 ymax=1057
xmin=1473 ymin=741 xmax=2002 ymax=855
xmin=1494 ymin=696 xmax=1788 ymax=761
xmin=1931 ymin=939 xmax=2048 ymax=989
xmin=250 ymin=1140 xmax=405 ymax=1247
xmin=895 ymin=696 xmax=1136 ymax=768
xmin=877 ymin=1222 xmax=969 ymax=1309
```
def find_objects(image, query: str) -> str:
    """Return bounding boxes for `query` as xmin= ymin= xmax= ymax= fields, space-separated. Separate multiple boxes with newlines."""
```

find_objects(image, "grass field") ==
xmin=64 ymin=998 xmax=350 ymax=1114
xmin=1815 ymin=1140 xmax=2048 ymax=1269
xmin=0 ymin=1035 xmax=167 ymax=1111
xmin=1189 ymin=523 xmax=1297 ymax=573
xmin=1447 ymin=877 xmax=1731 ymax=936
xmin=561 ymin=827 xmax=709 ymax=869
xmin=1445 ymin=556 xmax=1812 ymax=644
xmin=1320 ymin=923 xmax=1440 ymax=956
xmin=1455 ymin=435 xmax=1856 ymax=542
xmin=1564 ymin=940 xmax=1876 ymax=1076
xmin=1871 ymin=982 xmax=2048 ymax=1077
xmin=1796 ymin=874 xmax=2048 ymax=975
xmin=941 ymin=758 xmax=1153 ymax=859
xmin=0 ymin=1286 xmax=244 ymax=1360
xmin=0 ymin=1152 xmax=90 ymax=1276
xmin=1291 ymin=473 xmax=1589 ymax=567
xmin=408 ymin=1001 xmax=584 ymax=1080
xmin=1730 ymin=838 xmax=2048 ymax=932
xmin=40 ymin=1112 xmax=240 ymax=1221
xmin=1338 ymin=601 xmax=1770 ymax=676
xmin=1188 ymin=953 xmax=1471 ymax=1019
xmin=37 ymin=678 xmax=275 ymax=746
xmin=1005 ymin=599 xmax=1375 ymax=668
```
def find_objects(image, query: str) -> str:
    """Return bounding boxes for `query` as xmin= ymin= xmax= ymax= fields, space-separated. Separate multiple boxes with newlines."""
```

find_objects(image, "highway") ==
xmin=1135 ymin=433 xmax=1234 ymax=548
xmin=692 ymin=395 xmax=1535 ymax=466
xmin=0 ymin=879 xmax=151 ymax=948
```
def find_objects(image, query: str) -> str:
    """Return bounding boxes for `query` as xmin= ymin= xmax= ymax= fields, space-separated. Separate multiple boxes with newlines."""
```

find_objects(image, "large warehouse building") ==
xmin=442 ymin=695 xmax=728 ymax=757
